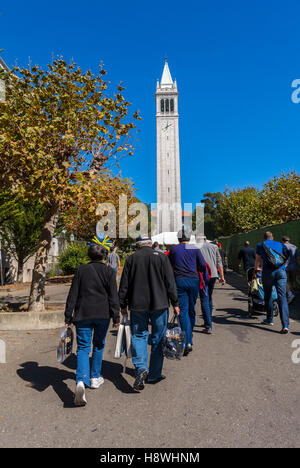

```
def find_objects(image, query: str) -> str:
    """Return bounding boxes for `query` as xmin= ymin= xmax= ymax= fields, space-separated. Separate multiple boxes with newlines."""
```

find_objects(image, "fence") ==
xmin=220 ymin=219 xmax=300 ymax=289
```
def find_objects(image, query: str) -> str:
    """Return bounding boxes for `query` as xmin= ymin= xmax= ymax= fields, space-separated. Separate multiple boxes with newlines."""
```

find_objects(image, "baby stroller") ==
xmin=247 ymin=268 xmax=279 ymax=318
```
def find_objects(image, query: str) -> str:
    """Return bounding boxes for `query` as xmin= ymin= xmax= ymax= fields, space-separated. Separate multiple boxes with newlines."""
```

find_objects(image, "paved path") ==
xmin=1 ymin=272 xmax=300 ymax=448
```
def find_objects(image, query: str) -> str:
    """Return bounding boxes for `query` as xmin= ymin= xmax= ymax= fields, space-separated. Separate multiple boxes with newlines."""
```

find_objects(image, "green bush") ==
xmin=58 ymin=242 xmax=89 ymax=275
xmin=46 ymin=262 xmax=61 ymax=278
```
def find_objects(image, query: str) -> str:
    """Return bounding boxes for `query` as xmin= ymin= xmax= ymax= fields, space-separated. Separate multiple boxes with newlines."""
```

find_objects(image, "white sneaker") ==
xmin=74 ymin=381 xmax=87 ymax=406
xmin=90 ymin=377 xmax=104 ymax=389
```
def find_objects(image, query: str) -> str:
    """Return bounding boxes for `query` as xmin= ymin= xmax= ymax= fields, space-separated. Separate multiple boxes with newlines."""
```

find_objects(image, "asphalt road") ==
xmin=1 ymin=272 xmax=300 ymax=448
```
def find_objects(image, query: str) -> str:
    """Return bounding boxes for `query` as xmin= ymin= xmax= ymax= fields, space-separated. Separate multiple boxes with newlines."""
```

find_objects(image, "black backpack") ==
xmin=262 ymin=242 xmax=288 ymax=269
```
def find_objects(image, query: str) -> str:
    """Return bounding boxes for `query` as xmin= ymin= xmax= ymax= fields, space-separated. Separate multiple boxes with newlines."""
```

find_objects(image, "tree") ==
xmin=202 ymin=192 xmax=224 ymax=239
xmin=0 ymin=59 xmax=140 ymax=311
xmin=191 ymin=192 xmax=224 ymax=239
xmin=0 ymin=192 xmax=46 ymax=282
xmin=215 ymin=171 xmax=300 ymax=236
xmin=216 ymin=187 xmax=265 ymax=236
xmin=260 ymin=171 xmax=300 ymax=224
xmin=62 ymin=172 xmax=137 ymax=241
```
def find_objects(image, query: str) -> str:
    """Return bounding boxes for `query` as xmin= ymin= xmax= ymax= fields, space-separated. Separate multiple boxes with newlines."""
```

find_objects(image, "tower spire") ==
xmin=160 ymin=57 xmax=173 ymax=88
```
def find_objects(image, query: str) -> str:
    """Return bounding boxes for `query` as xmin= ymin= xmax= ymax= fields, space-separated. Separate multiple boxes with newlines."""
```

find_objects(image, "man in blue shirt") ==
xmin=169 ymin=228 xmax=208 ymax=355
xmin=255 ymin=231 xmax=290 ymax=333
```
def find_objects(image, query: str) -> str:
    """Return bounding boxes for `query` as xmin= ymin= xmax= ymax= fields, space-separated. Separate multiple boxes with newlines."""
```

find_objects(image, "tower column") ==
xmin=156 ymin=58 xmax=182 ymax=234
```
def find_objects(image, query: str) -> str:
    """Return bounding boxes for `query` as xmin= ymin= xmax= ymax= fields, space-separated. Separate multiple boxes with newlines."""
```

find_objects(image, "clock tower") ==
xmin=156 ymin=58 xmax=182 ymax=234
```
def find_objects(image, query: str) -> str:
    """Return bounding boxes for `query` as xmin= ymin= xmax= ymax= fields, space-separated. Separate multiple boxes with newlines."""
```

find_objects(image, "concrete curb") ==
xmin=0 ymin=310 xmax=65 ymax=330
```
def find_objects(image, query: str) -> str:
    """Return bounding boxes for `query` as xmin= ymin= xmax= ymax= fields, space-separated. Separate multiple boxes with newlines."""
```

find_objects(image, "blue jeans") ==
xmin=75 ymin=319 xmax=110 ymax=386
xmin=130 ymin=309 xmax=168 ymax=380
xmin=112 ymin=267 xmax=118 ymax=278
xmin=176 ymin=277 xmax=200 ymax=345
xmin=200 ymin=277 xmax=217 ymax=330
xmin=262 ymin=269 xmax=289 ymax=329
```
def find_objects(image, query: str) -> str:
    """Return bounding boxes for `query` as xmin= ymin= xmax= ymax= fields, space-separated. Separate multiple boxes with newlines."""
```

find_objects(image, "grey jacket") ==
xmin=196 ymin=242 xmax=223 ymax=278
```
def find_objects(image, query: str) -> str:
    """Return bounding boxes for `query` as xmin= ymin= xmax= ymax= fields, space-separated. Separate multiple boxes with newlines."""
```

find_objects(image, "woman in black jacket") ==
xmin=64 ymin=244 xmax=120 ymax=406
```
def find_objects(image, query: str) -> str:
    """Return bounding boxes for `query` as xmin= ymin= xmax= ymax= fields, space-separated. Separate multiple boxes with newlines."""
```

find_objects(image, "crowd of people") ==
xmin=64 ymin=229 xmax=299 ymax=406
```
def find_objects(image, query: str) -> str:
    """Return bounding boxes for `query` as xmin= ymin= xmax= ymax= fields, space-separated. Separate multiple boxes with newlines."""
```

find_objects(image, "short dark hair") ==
xmin=282 ymin=236 xmax=290 ymax=243
xmin=88 ymin=244 xmax=106 ymax=261
xmin=245 ymin=241 xmax=250 ymax=246
xmin=152 ymin=242 xmax=159 ymax=248
xmin=263 ymin=231 xmax=273 ymax=240
xmin=177 ymin=227 xmax=191 ymax=242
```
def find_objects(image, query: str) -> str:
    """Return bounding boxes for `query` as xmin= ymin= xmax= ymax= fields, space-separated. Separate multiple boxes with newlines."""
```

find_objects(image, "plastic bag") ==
xmin=114 ymin=314 xmax=132 ymax=359
xmin=250 ymin=278 xmax=259 ymax=295
xmin=57 ymin=326 xmax=74 ymax=363
xmin=162 ymin=315 xmax=185 ymax=360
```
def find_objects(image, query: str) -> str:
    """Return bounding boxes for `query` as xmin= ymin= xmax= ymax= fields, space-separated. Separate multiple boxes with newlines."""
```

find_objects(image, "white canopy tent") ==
xmin=151 ymin=232 xmax=197 ymax=246
xmin=151 ymin=232 xmax=212 ymax=247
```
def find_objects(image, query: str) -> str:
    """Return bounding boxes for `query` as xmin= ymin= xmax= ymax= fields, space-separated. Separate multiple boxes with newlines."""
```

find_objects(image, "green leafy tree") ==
xmin=0 ymin=59 xmax=140 ymax=311
xmin=216 ymin=187 xmax=264 ymax=236
xmin=0 ymin=192 xmax=46 ymax=282
xmin=215 ymin=171 xmax=300 ymax=236
xmin=192 ymin=192 xmax=224 ymax=239
xmin=260 ymin=171 xmax=300 ymax=224
xmin=202 ymin=192 xmax=224 ymax=239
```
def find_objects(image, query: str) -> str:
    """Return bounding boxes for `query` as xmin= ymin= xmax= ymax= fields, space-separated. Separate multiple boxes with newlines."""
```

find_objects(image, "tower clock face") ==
xmin=161 ymin=121 xmax=173 ymax=132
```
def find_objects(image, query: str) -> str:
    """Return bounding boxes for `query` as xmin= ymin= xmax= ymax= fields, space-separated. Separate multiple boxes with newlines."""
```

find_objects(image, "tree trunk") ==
xmin=17 ymin=257 xmax=24 ymax=283
xmin=27 ymin=204 xmax=59 ymax=312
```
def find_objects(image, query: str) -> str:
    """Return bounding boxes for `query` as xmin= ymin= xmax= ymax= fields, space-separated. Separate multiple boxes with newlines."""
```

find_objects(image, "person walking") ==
xmin=65 ymin=243 xmax=120 ymax=406
xmin=152 ymin=241 xmax=164 ymax=253
xmin=169 ymin=229 xmax=208 ymax=354
xmin=238 ymin=241 xmax=256 ymax=274
xmin=255 ymin=231 xmax=290 ymax=333
xmin=217 ymin=243 xmax=228 ymax=274
xmin=282 ymin=236 xmax=300 ymax=304
xmin=107 ymin=246 xmax=120 ymax=279
xmin=196 ymin=236 xmax=225 ymax=334
xmin=118 ymin=235 xmax=179 ymax=391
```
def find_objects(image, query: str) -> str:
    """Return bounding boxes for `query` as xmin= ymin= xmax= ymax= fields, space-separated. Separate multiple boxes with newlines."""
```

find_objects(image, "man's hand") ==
xmin=174 ymin=306 xmax=180 ymax=316
xmin=65 ymin=323 xmax=71 ymax=327
xmin=113 ymin=322 xmax=120 ymax=328
xmin=219 ymin=277 xmax=226 ymax=285
xmin=121 ymin=307 xmax=128 ymax=315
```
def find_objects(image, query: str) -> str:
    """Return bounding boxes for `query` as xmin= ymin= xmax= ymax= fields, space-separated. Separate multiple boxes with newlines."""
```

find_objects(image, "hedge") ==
xmin=220 ymin=219 xmax=300 ymax=289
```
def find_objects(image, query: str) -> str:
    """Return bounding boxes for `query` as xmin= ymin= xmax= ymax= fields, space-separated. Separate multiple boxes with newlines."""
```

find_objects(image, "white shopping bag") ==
xmin=114 ymin=314 xmax=132 ymax=364
xmin=114 ymin=320 xmax=125 ymax=359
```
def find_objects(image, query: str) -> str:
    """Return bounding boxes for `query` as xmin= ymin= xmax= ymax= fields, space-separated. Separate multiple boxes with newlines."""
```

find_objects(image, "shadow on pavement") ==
xmin=62 ymin=353 xmax=77 ymax=370
xmin=224 ymin=270 xmax=248 ymax=294
xmin=213 ymin=310 xmax=283 ymax=334
xmin=102 ymin=360 xmax=137 ymax=394
xmin=62 ymin=354 xmax=137 ymax=394
xmin=232 ymin=297 xmax=248 ymax=302
xmin=17 ymin=361 xmax=75 ymax=408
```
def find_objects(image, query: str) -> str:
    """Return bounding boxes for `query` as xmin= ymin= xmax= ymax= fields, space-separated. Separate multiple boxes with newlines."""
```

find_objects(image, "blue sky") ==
xmin=1 ymin=0 xmax=300 ymax=206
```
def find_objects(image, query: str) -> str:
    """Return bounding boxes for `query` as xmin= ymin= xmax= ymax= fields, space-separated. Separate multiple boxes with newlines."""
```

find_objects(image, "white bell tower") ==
xmin=156 ymin=58 xmax=182 ymax=234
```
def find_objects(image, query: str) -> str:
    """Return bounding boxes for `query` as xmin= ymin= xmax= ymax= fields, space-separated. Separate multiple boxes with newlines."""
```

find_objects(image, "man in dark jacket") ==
xmin=238 ymin=241 xmax=256 ymax=273
xmin=119 ymin=235 xmax=179 ymax=391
